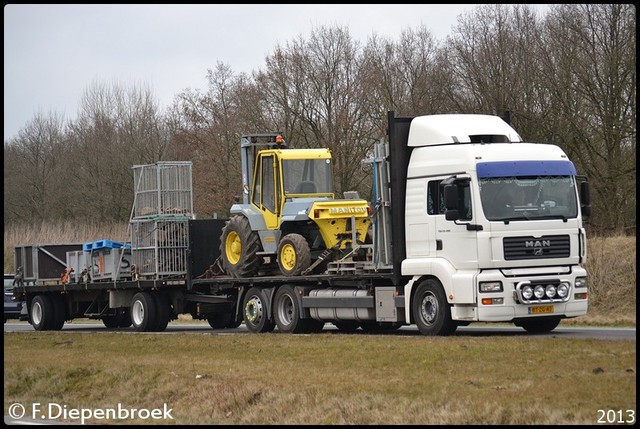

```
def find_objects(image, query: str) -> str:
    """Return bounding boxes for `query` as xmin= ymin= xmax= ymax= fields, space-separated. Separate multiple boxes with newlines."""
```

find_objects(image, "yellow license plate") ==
xmin=529 ymin=305 xmax=554 ymax=314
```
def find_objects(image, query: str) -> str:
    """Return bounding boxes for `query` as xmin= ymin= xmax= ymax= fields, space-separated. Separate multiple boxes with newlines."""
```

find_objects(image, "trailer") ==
xmin=11 ymin=111 xmax=591 ymax=335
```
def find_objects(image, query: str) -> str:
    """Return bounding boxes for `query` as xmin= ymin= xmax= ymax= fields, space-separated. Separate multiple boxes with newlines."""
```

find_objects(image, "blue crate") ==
xmin=83 ymin=239 xmax=131 ymax=251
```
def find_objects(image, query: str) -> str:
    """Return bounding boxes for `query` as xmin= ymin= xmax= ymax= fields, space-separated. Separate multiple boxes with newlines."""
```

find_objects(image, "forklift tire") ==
xmin=277 ymin=233 xmax=311 ymax=276
xmin=220 ymin=216 xmax=263 ymax=278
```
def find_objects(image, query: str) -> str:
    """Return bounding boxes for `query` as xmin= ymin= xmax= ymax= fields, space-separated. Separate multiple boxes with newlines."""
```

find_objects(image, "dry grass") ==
xmin=3 ymin=332 xmax=636 ymax=425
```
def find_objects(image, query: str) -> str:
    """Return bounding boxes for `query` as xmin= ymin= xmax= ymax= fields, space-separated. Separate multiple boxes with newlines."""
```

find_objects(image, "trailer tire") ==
xmin=102 ymin=315 xmax=120 ymax=328
xmin=515 ymin=316 xmax=561 ymax=334
xmin=277 ymin=233 xmax=311 ymax=276
xmin=49 ymin=295 xmax=66 ymax=331
xmin=242 ymin=287 xmax=275 ymax=333
xmin=220 ymin=215 xmax=263 ymax=278
xmin=130 ymin=292 xmax=158 ymax=332
xmin=412 ymin=279 xmax=457 ymax=336
xmin=153 ymin=293 xmax=171 ymax=332
xmin=273 ymin=285 xmax=310 ymax=333
xmin=30 ymin=295 xmax=54 ymax=331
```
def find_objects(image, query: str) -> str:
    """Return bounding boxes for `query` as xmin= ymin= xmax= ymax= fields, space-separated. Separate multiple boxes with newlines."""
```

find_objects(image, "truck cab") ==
xmin=390 ymin=113 xmax=590 ymax=334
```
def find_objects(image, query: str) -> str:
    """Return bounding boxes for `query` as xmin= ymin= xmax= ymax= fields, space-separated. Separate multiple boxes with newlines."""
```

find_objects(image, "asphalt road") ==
xmin=4 ymin=321 xmax=636 ymax=340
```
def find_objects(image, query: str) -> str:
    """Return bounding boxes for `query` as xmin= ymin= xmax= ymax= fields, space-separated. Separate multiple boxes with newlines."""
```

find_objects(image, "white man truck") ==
xmin=11 ymin=111 xmax=590 ymax=335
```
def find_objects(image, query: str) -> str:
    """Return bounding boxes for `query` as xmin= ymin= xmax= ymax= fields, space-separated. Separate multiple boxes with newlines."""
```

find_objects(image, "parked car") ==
xmin=4 ymin=273 xmax=24 ymax=322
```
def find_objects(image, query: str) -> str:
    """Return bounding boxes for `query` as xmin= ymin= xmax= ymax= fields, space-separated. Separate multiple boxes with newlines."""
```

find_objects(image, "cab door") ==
xmin=252 ymin=154 xmax=281 ymax=229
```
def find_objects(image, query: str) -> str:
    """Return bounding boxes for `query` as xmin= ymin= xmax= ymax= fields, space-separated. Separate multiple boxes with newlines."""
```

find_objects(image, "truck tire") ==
xmin=412 ymin=279 xmax=457 ymax=336
xmin=220 ymin=215 xmax=263 ymax=278
xmin=242 ymin=287 xmax=275 ymax=333
xmin=273 ymin=285 xmax=313 ymax=333
xmin=515 ymin=316 xmax=561 ymax=334
xmin=130 ymin=292 xmax=158 ymax=332
xmin=277 ymin=233 xmax=311 ymax=276
xmin=30 ymin=295 xmax=54 ymax=331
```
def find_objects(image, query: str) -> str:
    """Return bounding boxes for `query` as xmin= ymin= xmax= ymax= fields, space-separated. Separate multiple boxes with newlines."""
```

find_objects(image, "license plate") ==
xmin=529 ymin=305 xmax=554 ymax=314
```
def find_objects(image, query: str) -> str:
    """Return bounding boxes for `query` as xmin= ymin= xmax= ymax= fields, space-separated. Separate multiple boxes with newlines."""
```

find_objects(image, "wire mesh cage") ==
xmin=132 ymin=161 xmax=193 ymax=218
xmin=130 ymin=161 xmax=194 ymax=279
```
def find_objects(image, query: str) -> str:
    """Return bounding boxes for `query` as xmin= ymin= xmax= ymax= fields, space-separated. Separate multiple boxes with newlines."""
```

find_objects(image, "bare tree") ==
xmin=257 ymin=25 xmax=376 ymax=198
xmin=66 ymin=80 xmax=170 ymax=222
xmin=537 ymin=4 xmax=636 ymax=234
xmin=3 ymin=111 xmax=69 ymax=222
xmin=168 ymin=62 xmax=260 ymax=218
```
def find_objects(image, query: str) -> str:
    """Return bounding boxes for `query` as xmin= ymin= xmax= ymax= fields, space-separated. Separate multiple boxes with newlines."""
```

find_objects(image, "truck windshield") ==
xmin=479 ymin=176 xmax=578 ymax=221
xmin=282 ymin=159 xmax=333 ymax=195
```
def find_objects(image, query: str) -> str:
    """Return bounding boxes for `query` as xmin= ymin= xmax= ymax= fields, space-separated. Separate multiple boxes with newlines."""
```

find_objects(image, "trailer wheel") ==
xmin=220 ymin=216 xmax=263 ymax=278
xmin=515 ymin=316 xmax=561 ymax=334
xmin=277 ymin=233 xmax=311 ymax=276
xmin=412 ymin=279 xmax=457 ymax=336
xmin=153 ymin=293 xmax=171 ymax=332
xmin=242 ymin=287 xmax=275 ymax=333
xmin=274 ymin=285 xmax=313 ymax=333
xmin=30 ymin=295 xmax=54 ymax=331
xmin=130 ymin=292 xmax=158 ymax=332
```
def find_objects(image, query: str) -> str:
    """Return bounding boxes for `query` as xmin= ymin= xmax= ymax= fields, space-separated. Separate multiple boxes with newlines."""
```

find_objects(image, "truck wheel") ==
xmin=273 ymin=285 xmax=309 ymax=333
xmin=242 ymin=287 xmax=275 ymax=333
xmin=153 ymin=293 xmax=171 ymax=332
xmin=277 ymin=233 xmax=311 ymax=276
xmin=515 ymin=316 xmax=561 ymax=334
xmin=412 ymin=279 xmax=457 ymax=336
xmin=30 ymin=295 xmax=54 ymax=331
xmin=220 ymin=216 xmax=263 ymax=278
xmin=130 ymin=292 xmax=158 ymax=332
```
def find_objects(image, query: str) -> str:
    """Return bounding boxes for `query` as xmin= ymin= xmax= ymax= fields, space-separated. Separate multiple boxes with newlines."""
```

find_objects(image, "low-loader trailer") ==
xmin=11 ymin=111 xmax=591 ymax=335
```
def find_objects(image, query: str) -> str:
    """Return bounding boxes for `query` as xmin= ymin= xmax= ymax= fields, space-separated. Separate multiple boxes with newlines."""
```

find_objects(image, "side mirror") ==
xmin=443 ymin=185 xmax=458 ymax=210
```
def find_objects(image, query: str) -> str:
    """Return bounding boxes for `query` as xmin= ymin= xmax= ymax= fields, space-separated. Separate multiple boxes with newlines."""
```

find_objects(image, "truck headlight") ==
xmin=545 ymin=284 xmax=556 ymax=298
xmin=522 ymin=285 xmax=534 ymax=300
xmin=480 ymin=281 xmax=503 ymax=292
xmin=575 ymin=277 xmax=587 ymax=288
xmin=534 ymin=285 xmax=546 ymax=299
xmin=557 ymin=283 xmax=569 ymax=298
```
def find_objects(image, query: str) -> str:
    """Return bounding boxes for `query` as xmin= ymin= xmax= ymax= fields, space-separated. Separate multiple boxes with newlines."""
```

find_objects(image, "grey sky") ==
xmin=3 ymin=4 xmax=546 ymax=141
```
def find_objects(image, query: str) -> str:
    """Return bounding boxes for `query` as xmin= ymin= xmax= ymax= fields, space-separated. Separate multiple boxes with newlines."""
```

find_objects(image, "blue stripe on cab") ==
xmin=477 ymin=160 xmax=576 ymax=178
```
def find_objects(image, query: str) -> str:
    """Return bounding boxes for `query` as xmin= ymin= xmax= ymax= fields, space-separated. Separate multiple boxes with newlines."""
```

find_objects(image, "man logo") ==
xmin=533 ymin=248 xmax=544 ymax=256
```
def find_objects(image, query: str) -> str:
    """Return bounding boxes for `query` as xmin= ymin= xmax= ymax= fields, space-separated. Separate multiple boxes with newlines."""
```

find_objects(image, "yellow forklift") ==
xmin=220 ymin=133 xmax=371 ymax=277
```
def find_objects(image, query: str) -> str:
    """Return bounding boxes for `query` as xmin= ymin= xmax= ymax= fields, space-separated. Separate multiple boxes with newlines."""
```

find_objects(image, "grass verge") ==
xmin=4 ymin=331 xmax=636 ymax=425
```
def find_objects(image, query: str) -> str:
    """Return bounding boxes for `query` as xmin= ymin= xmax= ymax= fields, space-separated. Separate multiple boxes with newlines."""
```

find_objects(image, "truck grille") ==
xmin=504 ymin=235 xmax=570 ymax=260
